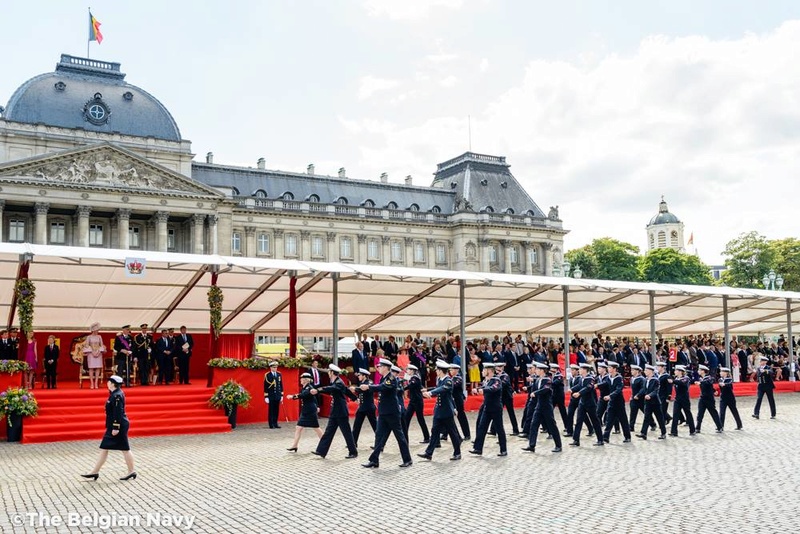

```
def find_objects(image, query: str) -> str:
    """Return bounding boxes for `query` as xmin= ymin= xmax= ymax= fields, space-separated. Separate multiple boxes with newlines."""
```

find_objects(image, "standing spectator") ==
xmin=177 ymin=326 xmax=193 ymax=385
xmin=43 ymin=335 xmax=59 ymax=389
xmin=23 ymin=330 xmax=38 ymax=389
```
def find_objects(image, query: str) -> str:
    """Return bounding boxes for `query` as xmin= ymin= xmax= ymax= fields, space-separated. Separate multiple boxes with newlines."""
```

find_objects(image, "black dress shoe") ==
xmin=468 ymin=450 xmax=482 ymax=455
xmin=622 ymin=438 xmax=631 ymax=443
xmin=751 ymin=414 xmax=759 ymax=419
xmin=497 ymin=451 xmax=508 ymax=457
xmin=463 ymin=436 xmax=471 ymax=441
xmin=551 ymin=447 xmax=562 ymax=453
xmin=345 ymin=453 xmax=358 ymax=459
xmin=120 ymin=472 xmax=137 ymax=481
xmin=716 ymin=428 xmax=723 ymax=433
xmin=736 ymin=427 xmax=743 ymax=430
xmin=362 ymin=461 xmax=379 ymax=468
xmin=450 ymin=454 xmax=461 ymax=461
xmin=689 ymin=431 xmax=697 ymax=436
xmin=635 ymin=433 xmax=646 ymax=439
xmin=434 ymin=443 xmax=442 ymax=448
xmin=518 ymin=433 xmax=528 ymax=439
xmin=612 ymin=430 xmax=620 ymax=434
xmin=770 ymin=416 xmax=776 ymax=420
xmin=695 ymin=429 xmax=701 ymax=434
xmin=668 ymin=433 xmax=678 ymax=437
xmin=80 ymin=473 xmax=99 ymax=480
xmin=568 ymin=441 xmax=580 ymax=447
xmin=399 ymin=461 xmax=413 ymax=467
xmin=417 ymin=453 xmax=432 ymax=460
xmin=419 ymin=440 xmax=430 ymax=444
xmin=657 ymin=434 xmax=667 ymax=440
xmin=275 ymin=425 xmax=281 ymax=429
xmin=286 ymin=447 xmax=298 ymax=452
xmin=592 ymin=442 xmax=604 ymax=446
xmin=311 ymin=451 xmax=325 ymax=458
xmin=520 ymin=446 xmax=535 ymax=452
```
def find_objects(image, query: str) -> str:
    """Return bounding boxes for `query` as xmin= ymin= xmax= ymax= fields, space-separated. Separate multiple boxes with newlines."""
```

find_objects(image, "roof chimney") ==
xmin=380 ymin=172 xmax=388 ymax=184
xmin=257 ymin=157 xmax=265 ymax=170
xmin=338 ymin=167 xmax=346 ymax=178
xmin=405 ymin=175 xmax=413 ymax=186
xmin=307 ymin=164 xmax=315 ymax=175
xmin=206 ymin=152 xmax=214 ymax=164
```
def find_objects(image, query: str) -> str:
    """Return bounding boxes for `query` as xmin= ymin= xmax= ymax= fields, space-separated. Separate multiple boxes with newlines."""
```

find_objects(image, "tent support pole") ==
xmin=459 ymin=279 xmax=467 ymax=396
xmin=723 ymin=295 xmax=731 ymax=370
xmin=649 ymin=291 xmax=657 ymax=363
xmin=788 ymin=299 xmax=795 ymax=382
xmin=562 ymin=285 xmax=569 ymax=370
xmin=332 ymin=273 xmax=339 ymax=366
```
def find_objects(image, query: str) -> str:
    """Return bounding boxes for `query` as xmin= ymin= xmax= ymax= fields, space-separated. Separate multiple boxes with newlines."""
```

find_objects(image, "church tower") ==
xmin=646 ymin=196 xmax=684 ymax=252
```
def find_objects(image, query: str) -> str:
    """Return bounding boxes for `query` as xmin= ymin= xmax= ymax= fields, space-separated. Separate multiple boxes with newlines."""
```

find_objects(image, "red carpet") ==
xmin=22 ymin=382 xmax=231 ymax=444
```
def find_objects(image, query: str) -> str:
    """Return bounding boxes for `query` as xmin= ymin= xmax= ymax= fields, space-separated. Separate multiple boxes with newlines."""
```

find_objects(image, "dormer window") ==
xmin=386 ymin=201 xmax=398 ymax=209
xmin=306 ymin=194 xmax=320 ymax=202
xmin=282 ymin=192 xmax=294 ymax=200
xmin=334 ymin=197 xmax=348 ymax=205
xmin=409 ymin=204 xmax=419 ymax=211
xmin=482 ymin=206 xmax=494 ymax=213
xmin=254 ymin=189 xmax=267 ymax=198
xmin=430 ymin=205 xmax=441 ymax=213
xmin=362 ymin=199 xmax=375 ymax=208
xmin=505 ymin=208 xmax=514 ymax=215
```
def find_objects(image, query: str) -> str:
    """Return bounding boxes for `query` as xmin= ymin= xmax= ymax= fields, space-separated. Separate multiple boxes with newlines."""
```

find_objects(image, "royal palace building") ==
xmin=0 ymin=54 xmax=566 ymax=275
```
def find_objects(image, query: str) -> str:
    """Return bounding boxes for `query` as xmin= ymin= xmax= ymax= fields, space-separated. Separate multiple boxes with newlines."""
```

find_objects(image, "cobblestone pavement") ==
xmin=1 ymin=394 xmax=799 ymax=534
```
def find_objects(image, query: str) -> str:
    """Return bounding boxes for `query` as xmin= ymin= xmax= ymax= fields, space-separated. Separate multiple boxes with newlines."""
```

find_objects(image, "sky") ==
xmin=3 ymin=0 xmax=800 ymax=265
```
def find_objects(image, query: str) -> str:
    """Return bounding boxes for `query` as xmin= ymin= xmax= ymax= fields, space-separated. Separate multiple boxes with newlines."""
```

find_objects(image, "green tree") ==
xmin=720 ymin=231 xmax=775 ymax=288
xmin=638 ymin=248 xmax=714 ymax=285
xmin=564 ymin=238 xmax=639 ymax=281
xmin=564 ymin=245 xmax=599 ymax=279
xmin=770 ymin=237 xmax=800 ymax=291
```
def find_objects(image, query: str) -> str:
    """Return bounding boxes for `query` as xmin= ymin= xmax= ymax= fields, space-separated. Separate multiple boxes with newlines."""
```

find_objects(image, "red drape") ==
xmin=289 ymin=276 xmax=297 ymax=358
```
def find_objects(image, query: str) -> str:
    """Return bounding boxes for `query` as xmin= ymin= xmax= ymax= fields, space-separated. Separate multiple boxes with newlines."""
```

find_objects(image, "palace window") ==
xmin=258 ymin=233 xmax=270 ymax=254
xmin=285 ymin=234 xmax=298 ymax=256
xmin=509 ymin=245 xmax=519 ymax=265
xmin=167 ymin=228 xmax=176 ymax=250
xmin=129 ymin=226 xmax=140 ymax=248
xmin=312 ymin=236 xmax=324 ymax=257
xmin=529 ymin=247 xmax=538 ymax=265
xmin=368 ymin=239 xmax=380 ymax=260
xmin=414 ymin=242 xmax=425 ymax=263
xmin=89 ymin=224 xmax=103 ymax=246
xmin=489 ymin=244 xmax=498 ymax=263
xmin=8 ymin=219 xmax=25 ymax=242
xmin=231 ymin=232 xmax=241 ymax=253
xmin=391 ymin=241 xmax=403 ymax=262
xmin=340 ymin=236 xmax=353 ymax=259
xmin=49 ymin=221 xmax=65 ymax=244
xmin=436 ymin=243 xmax=447 ymax=264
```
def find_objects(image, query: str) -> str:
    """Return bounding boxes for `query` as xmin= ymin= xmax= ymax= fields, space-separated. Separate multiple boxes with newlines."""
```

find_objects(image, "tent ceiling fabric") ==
xmin=1 ymin=243 xmax=798 ymax=336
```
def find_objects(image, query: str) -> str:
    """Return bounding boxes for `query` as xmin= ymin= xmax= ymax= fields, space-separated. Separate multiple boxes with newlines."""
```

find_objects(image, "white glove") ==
xmin=265 ymin=397 xmax=270 ymax=404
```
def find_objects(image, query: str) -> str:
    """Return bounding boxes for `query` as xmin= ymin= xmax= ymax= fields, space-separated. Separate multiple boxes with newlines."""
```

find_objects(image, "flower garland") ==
xmin=15 ymin=279 xmax=35 ymax=335
xmin=208 ymin=284 xmax=223 ymax=339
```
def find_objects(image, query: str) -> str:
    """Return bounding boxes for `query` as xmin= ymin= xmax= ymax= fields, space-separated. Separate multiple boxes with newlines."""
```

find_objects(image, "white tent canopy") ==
xmin=1 ymin=243 xmax=798 ymax=340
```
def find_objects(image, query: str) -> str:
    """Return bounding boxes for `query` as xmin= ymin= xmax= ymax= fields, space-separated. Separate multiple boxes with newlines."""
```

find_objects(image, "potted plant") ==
xmin=209 ymin=379 xmax=251 ymax=429
xmin=0 ymin=387 xmax=39 ymax=442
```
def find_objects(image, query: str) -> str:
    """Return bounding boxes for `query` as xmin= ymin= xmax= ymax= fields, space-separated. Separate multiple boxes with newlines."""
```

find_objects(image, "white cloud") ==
xmin=357 ymin=75 xmax=400 ymax=100
xmin=363 ymin=0 xmax=464 ymax=20
xmin=340 ymin=22 xmax=800 ymax=264
xmin=439 ymin=75 xmax=459 ymax=88
xmin=479 ymin=57 xmax=490 ymax=72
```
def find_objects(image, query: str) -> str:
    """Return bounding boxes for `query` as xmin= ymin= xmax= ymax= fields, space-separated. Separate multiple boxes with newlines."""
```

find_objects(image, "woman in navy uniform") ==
xmin=285 ymin=372 xmax=323 ymax=452
xmin=418 ymin=359 xmax=462 ymax=461
xmin=753 ymin=355 xmax=777 ymax=419
xmin=311 ymin=364 xmax=359 ymax=459
xmin=718 ymin=367 xmax=742 ymax=430
xmin=349 ymin=368 xmax=377 ymax=448
xmin=81 ymin=375 xmax=137 ymax=481
xmin=694 ymin=365 xmax=722 ymax=433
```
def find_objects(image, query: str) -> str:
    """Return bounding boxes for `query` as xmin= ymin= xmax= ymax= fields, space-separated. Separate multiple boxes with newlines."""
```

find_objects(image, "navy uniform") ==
xmin=549 ymin=363 xmax=570 ymax=435
xmin=469 ymin=363 xmax=508 ymax=456
xmin=519 ymin=363 xmax=538 ymax=438
xmin=418 ymin=360 xmax=462 ymax=460
xmin=351 ymin=368 xmax=377 ymax=447
xmin=570 ymin=364 xmax=604 ymax=446
xmin=695 ymin=365 xmax=722 ymax=433
xmin=718 ymin=367 xmax=742 ymax=430
xmin=403 ymin=365 xmax=430 ymax=443
xmin=656 ymin=362 xmax=673 ymax=424
xmin=392 ymin=366 xmax=406 ymax=420
xmin=290 ymin=374 xmax=320 ymax=428
xmin=132 ymin=324 xmax=152 ymax=386
xmin=563 ymin=364 xmax=582 ymax=437
xmin=313 ymin=364 xmax=359 ymax=459
xmin=449 ymin=364 xmax=471 ymax=440
xmin=669 ymin=366 xmax=696 ymax=436
xmin=522 ymin=363 xmax=563 ymax=453
xmin=628 ymin=365 xmax=645 ymax=428
xmin=595 ymin=363 xmax=611 ymax=425
xmin=496 ymin=363 xmax=520 ymax=435
xmin=636 ymin=365 xmax=667 ymax=439
xmin=263 ymin=362 xmax=284 ymax=429
xmin=363 ymin=359 xmax=413 ymax=468
xmin=753 ymin=356 xmax=776 ymax=419
xmin=602 ymin=362 xmax=631 ymax=442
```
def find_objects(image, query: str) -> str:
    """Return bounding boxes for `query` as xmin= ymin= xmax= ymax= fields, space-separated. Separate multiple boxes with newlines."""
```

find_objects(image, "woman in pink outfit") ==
xmin=373 ymin=349 xmax=385 ymax=384
xmin=83 ymin=322 xmax=107 ymax=389
xmin=24 ymin=331 xmax=37 ymax=389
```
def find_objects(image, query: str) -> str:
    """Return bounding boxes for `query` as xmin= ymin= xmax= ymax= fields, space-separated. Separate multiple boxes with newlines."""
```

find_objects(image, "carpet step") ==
xmin=22 ymin=422 xmax=232 ymax=444
xmin=27 ymin=413 xmax=226 ymax=430
xmin=37 ymin=405 xmax=219 ymax=418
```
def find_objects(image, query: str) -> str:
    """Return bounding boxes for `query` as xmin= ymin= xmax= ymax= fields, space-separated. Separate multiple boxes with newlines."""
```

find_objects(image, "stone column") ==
xmin=381 ymin=236 xmax=390 ymax=265
xmin=34 ymin=202 xmax=49 ymax=244
xmin=542 ymin=242 xmax=553 ymax=276
xmin=426 ymin=239 xmax=435 ymax=269
xmin=522 ymin=241 xmax=533 ymax=275
xmin=154 ymin=211 xmax=169 ymax=252
xmin=357 ymin=234 xmax=367 ymax=264
xmin=404 ymin=237 xmax=413 ymax=267
xmin=116 ymin=209 xmax=131 ymax=250
xmin=274 ymin=229 xmax=284 ymax=259
xmin=300 ymin=231 xmax=311 ymax=260
xmin=75 ymin=205 xmax=92 ymax=247
xmin=244 ymin=226 xmax=256 ymax=257
xmin=191 ymin=214 xmax=205 ymax=254
xmin=479 ymin=239 xmax=490 ymax=273
xmin=502 ymin=240 xmax=513 ymax=274
xmin=327 ymin=232 xmax=337 ymax=261
xmin=208 ymin=215 xmax=219 ymax=254
xmin=0 ymin=200 xmax=5 ymax=243
xmin=216 ymin=213 xmax=231 ymax=255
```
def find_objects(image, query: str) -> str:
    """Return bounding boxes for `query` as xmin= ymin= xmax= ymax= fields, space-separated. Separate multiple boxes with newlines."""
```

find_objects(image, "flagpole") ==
xmin=87 ymin=7 xmax=91 ymax=58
